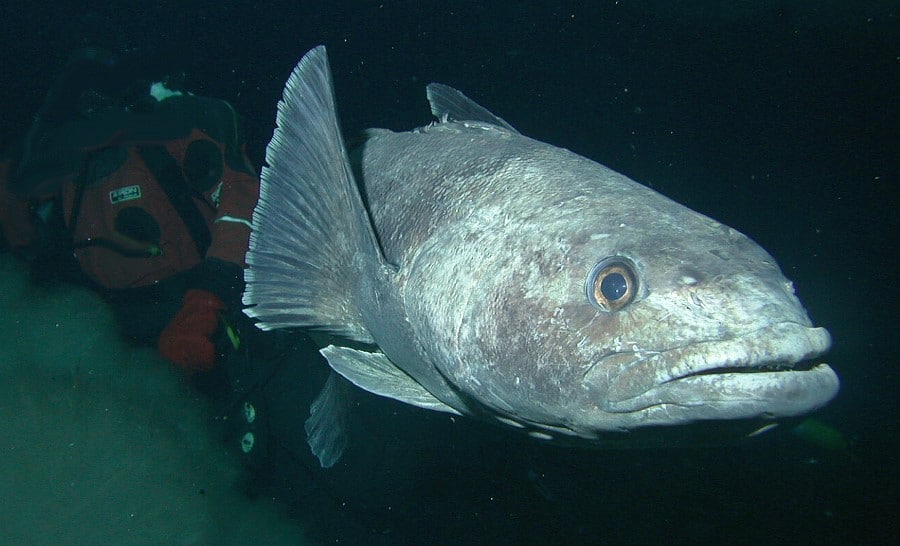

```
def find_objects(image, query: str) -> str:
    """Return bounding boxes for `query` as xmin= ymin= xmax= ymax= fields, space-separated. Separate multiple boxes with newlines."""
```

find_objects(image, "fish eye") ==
xmin=585 ymin=258 xmax=638 ymax=311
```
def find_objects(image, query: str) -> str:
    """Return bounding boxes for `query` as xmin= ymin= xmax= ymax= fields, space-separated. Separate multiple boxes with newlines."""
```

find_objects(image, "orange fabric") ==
xmin=206 ymin=158 xmax=258 ymax=267
xmin=61 ymin=128 xmax=258 ymax=289
xmin=61 ymin=146 xmax=206 ymax=288
xmin=164 ymin=135 xmax=258 ymax=268
xmin=157 ymin=289 xmax=225 ymax=372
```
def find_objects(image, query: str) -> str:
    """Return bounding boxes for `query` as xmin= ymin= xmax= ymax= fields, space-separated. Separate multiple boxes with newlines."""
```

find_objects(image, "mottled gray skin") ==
xmin=356 ymin=121 xmax=837 ymax=438
xmin=245 ymin=47 xmax=838 ymax=449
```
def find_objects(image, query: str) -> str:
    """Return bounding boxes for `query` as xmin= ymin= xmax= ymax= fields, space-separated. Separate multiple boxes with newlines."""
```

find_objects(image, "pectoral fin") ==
xmin=305 ymin=370 xmax=352 ymax=468
xmin=321 ymin=345 xmax=461 ymax=415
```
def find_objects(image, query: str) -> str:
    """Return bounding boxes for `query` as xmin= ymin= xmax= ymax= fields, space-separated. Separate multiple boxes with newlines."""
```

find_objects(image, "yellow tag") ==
xmin=225 ymin=324 xmax=241 ymax=350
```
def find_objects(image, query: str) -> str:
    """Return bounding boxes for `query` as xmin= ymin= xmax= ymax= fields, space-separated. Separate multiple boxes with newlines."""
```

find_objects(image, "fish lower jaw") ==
xmin=594 ymin=322 xmax=838 ymax=422
xmin=597 ymin=362 xmax=840 ymax=425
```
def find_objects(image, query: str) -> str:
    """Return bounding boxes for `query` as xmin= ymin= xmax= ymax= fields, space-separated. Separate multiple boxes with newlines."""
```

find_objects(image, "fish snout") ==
xmin=586 ymin=322 xmax=837 ymax=421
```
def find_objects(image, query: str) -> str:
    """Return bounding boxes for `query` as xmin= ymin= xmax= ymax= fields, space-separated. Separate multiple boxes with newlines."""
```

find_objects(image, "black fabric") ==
xmin=200 ymin=319 xmax=326 ymax=471
xmin=153 ymin=95 xmax=253 ymax=176
xmin=113 ymin=206 xmax=160 ymax=244
xmin=22 ymin=236 xmax=88 ymax=286
xmin=81 ymin=146 xmax=128 ymax=185
xmin=137 ymin=145 xmax=212 ymax=257
xmin=104 ymin=257 xmax=243 ymax=346
xmin=188 ymin=257 xmax=245 ymax=310
xmin=12 ymin=108 xmax=189 ymax=197
xmin=71 ymin=237 xmax=160 ymax=258
xmin=105 ymin=268 xmax=192 ymax=345
xmin=186 ymin=96 xmax=253 ymax=176
xmin=22 ymin=195 xmax=86 ymax=285
xmin=182 ymin=139 xmax=223 ymax=192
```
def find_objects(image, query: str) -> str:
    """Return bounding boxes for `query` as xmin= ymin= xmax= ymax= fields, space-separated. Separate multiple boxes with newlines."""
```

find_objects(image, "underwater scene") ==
xmin=0 ymin=2 xmax=896 ymax=545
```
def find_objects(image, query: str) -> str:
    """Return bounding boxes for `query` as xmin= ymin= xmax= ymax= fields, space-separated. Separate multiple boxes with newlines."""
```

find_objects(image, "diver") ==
xmin=0 ymin=48 xmax=326 ymax=471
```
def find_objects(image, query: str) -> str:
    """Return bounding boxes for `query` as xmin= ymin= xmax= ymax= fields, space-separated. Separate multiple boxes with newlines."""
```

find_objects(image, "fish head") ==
xmin=408 ymin=150 xmax=838 ymax=441
xmin=572 ymin=213 xmax=838 ymax=433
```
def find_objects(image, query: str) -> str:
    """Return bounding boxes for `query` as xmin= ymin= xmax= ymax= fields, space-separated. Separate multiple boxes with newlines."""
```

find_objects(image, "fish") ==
xmin=242 ymin=46 xmax=839 ymax=467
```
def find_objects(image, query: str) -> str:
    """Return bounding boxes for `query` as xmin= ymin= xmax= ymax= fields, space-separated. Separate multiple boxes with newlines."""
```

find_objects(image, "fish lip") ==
xmin=593 ymin=322 xmax=838 ymax=418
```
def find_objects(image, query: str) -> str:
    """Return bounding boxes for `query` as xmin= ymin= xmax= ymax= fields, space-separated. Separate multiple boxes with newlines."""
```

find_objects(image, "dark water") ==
xmin=1 ymin=2 xmax=896 ymax=545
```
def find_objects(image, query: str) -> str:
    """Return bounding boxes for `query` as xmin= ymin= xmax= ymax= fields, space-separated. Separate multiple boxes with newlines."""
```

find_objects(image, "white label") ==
xmin=109 ymin=185 xmax=142 ymax=204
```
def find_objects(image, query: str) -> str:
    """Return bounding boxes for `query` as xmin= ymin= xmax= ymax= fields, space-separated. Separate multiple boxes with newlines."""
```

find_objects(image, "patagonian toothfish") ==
xmin=243 ymin=46 xmax=839 ymax=467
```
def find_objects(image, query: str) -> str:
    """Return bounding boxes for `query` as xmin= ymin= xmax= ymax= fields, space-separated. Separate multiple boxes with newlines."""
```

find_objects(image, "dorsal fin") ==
xmin=425 ymin=83 xmax=519 ymax=133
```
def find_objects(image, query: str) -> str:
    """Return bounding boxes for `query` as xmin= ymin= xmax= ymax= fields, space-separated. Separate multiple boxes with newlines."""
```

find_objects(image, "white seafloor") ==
xmin=0 ymin=253 xmax=312 ymax=545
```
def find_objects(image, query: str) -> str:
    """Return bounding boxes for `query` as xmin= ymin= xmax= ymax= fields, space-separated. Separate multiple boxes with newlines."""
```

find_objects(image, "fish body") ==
xmin=244 ymin=47 xmax=838 ymax=466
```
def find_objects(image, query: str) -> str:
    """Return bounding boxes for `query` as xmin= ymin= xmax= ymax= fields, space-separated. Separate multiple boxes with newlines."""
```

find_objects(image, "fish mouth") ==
xmin=592 ymin=322 xmax=839 ymax=422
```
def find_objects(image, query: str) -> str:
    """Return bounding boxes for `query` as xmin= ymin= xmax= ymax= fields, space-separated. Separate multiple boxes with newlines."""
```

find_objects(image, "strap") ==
xmin=137 ymin=145 xmax=212 ymax=256
xmin=72 ymin=236 xmax=160 ymax=258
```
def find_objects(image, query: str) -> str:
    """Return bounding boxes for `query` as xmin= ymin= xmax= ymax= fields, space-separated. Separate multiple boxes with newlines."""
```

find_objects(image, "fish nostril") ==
xmin=677 ymin=266 xmax=705 ymax=286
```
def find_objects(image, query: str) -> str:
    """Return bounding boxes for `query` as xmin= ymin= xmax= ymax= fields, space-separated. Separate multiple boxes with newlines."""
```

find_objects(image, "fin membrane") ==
xmin=305 ymin=370 xmax=353 ymax=468
xmin=426 ymin=83 xmax=519 ymax=133
xmin=321 ymin=345 xmax=461 ymax=415
xmin=243 ymin=46 xmax=381 ymax=343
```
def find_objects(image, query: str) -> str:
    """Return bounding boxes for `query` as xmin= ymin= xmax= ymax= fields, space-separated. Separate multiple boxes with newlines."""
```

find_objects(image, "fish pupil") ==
xmin=601 ymin=272 xmax=628 ymax=301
